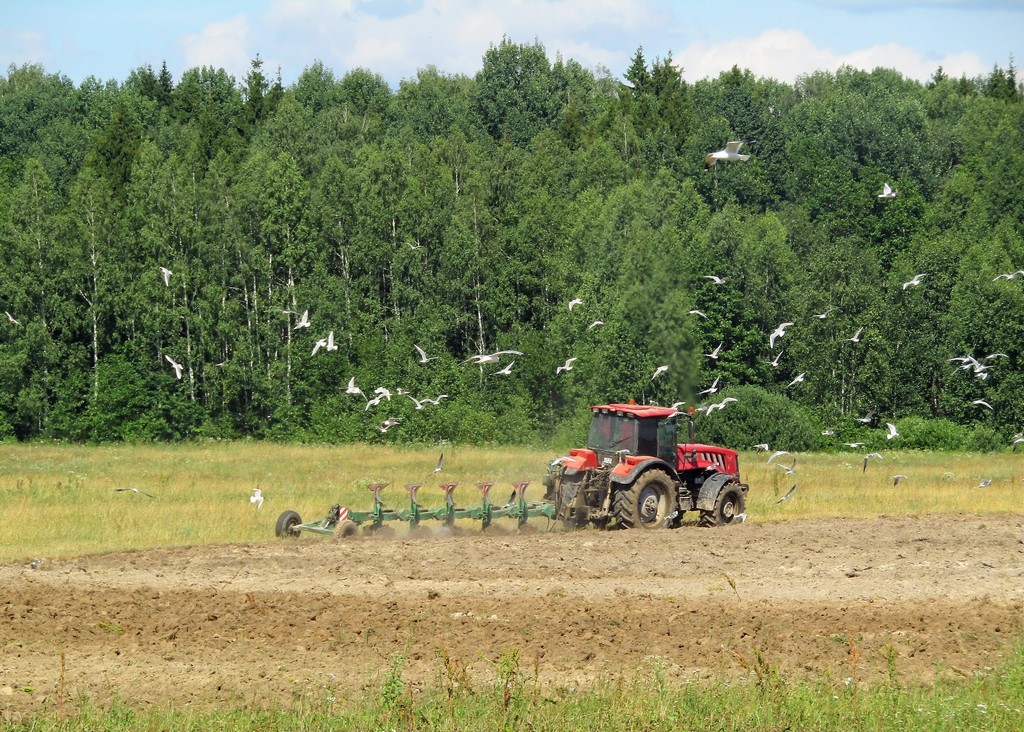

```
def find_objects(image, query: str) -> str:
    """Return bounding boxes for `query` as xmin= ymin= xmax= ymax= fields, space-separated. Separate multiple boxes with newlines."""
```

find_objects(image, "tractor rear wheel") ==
xmin=699 ymin=483 xmax=746 ymax=527
xmin=275 ymin=510 xmax=302 ymax=538
xmin=613 ymin=470 xmax=675 ymax=529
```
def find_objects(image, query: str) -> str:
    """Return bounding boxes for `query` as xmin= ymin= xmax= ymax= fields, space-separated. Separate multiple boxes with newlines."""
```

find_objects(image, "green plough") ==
xmin=275 ymin=480 xmax=558 ymax=538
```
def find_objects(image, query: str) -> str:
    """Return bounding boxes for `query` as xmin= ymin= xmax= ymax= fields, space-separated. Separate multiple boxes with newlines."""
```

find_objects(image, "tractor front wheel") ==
xmin=613 ymin=470 xmax=675 ymax=529
xmin=275 ymin=510 xmax=302 ymax=538
xmin=699 ymin=483 xmax=746 ymax=527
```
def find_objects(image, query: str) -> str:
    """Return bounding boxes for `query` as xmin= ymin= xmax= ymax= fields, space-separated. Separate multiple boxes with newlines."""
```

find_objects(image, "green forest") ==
xmin=1 ymin=40 xmax=1022 ymax=450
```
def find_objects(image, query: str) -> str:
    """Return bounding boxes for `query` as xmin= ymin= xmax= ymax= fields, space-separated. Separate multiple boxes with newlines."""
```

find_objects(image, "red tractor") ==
xmin=543 ymin=403 xmax=748 ymax=529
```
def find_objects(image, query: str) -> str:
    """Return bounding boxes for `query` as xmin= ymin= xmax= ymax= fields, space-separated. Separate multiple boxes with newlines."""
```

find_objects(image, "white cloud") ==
xmin=675 ymin=28 xmax=988 ymax=84
xmin=180 ymin=15 xmax=253 ymax=80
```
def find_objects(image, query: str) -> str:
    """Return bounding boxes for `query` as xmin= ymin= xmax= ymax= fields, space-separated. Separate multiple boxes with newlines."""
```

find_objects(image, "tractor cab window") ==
xmin=588 ymin=412 xmax=638 ymax=454
xmin=657 ymin=418 xmax=677 ymax=464
xmin=637 ymin=419 xmax=658 ymax=456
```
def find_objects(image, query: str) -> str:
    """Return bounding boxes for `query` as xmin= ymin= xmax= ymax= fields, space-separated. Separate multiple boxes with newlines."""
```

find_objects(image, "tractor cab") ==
xmin=586 ymin=404 xmax=692 ymax=467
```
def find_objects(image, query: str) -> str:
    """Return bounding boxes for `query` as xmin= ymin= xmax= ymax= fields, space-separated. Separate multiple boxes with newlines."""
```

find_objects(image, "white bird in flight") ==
xmin=4 ymin=311 xmax=19 ymax=325
xmin=492 ymin=360 xmax=516 ymax=376
xmin=776 ymin=484 xmax=797 ymax=504
xmin=878 ymin=182 xmax=898 ymax=199
xmin=704 ymin=140 xmax=750 ymax=170
xmin=812 ymin=308 xmax=835 ymax=320
xmin=703 ymin=274 xmax=728 ymax=285
xmin=767 ymin=351 xmax=784 ymax=368
xmin=863 ymin=452 xmax=883 ymax=472
xmin=414 ymin=345 xmax=437 ymax=363
xmin=568 ymin=298 xmax=584 ymax=311
xmin=846 ymin=327 xmax=864 ymax=343
xmin=293 ymin=309 xmax=311 ymax=330
xmin=885 ymin=422 xmax=899 ymax=440
xmin=698 ymin=376 xmax=720 ymax=395
xmin=159 ymin=267 xmax=172 ymax=286
xmin=587 ymin=320 xmax=605 ymax=330
xmin=787 ymin=373 xmax=805 ymax=388
xmin=346 ymin=377 xmax=365 ymax=399
xmin=769 ymin=322 xmax=794 ymax=350
xmin=311 ymin=331 xmax=336 ymax=355
xmin=689 ymin=309 xmax=708 ymax=319
xmin=902 ymin=273 xmax=926 ymax=290
xmin=379 ymin=418 xmax=401 ymax=433
xmin=556 ymin=357 xmax=578 ymax=374
xmin=704 ymin=342 xmax=723 ymax=360
xmin=972 ymin=399 xmax=994 ymax=410
xmin=767 ymin=450 xmax=790 ymax=465
xmin=250 ymin=488 xmax=264 ymax=509
xmin=164 ymin=354 xmax=183 ymax=379
xmin=462 ymin=350 xmax=523 ymax=365
xmin=652 ymin=365 xmax=669 ymax=380
xmin=115 ymin=487 xmax=156 ymax=498
xmin=892 ymin=474 xmax=908 ymax=486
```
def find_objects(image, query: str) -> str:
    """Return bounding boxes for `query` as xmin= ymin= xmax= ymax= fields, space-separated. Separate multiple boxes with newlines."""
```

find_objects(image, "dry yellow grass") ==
xmin=0 ymin=442 xmax=1020 ymax=562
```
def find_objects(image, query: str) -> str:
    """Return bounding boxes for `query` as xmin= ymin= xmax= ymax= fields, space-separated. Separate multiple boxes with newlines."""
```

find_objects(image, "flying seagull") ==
xmin=767 ymin=351 xmax=784 ymax=368
xmin=787 ymin=373 xmax=805 ymax=388
xmin=568 ymin=298 xmax=584 ymax=311
xmin=767 ymin=450 xmax=790 ymax=465
xmin=293 ymin=309 xmax=311 ymax=330
xmin=4 ymin=311 xmax=19 ymax=325
xmin=414 ymin=345 xmax=437 ymax=364
xmin=311 ymin=331 xmax=336 ymax=356
xmin=777 ymin=457 xmax=797 ymax=475
xmin=902 ymin=273 xmax=927 ymax=290
xmin=587 ymin=320 xmax=605 ymax=330
xmin=432 ymin=452 xmax=444 ymax=474
xmin=652 ymin=365 xmax=669 ymax=380
xmin=689 ymin=309 xmax=708 ymax=319
xmin=556 ymin=357 xmax=578 ymax=374
xmin=698 ymin=376 xmax=720 ymax=395
xmin=462 ymin=350 xmax=523 ymax=365
xmin=346 ymin=376 xmax=365 ymax=399
xmin=159 ymin=267 xmax=172 ymax=286
xmin=703 ymin=274 xmax=728 ymax=285
xmin=704 ymin=342 xmax=724 ymax=360
xmin=845 ymin=327 xmax=864 ymax=343
xmin=863 ymin=452 xmax=883 ymax=472
xmin=972 ymin=399 xmax=994 ymax=410
xmin=812 ymin=308 xmax=835 ymax=320
xmin=164 ymin=354 xmax=183 ymax=380
xmin=855 ymin=409 xmax=876 ymax=425
xmin=115 ymin=487 xmax=156 ymax=498
xmin=379 ymin=417 xmax=401 ymax=433
xmin=885 ymin=422 xmax=899 ymax=440
xmin=704 ymin=140 xmax=750 ymax=170
xmin=769 ymin=322 xmax=794 ymax=350
xmin=892 ymin=474 xmax=908 ymax=486
xmin=878 ymin=182 xmax=898 ymax=199
xmin=491 ymin=360 xmax=516 ymax=376
xmin=250 ymin=488 xmax=264 ymax=509
xmin=776 ymin=484 xmax=797 ymax=504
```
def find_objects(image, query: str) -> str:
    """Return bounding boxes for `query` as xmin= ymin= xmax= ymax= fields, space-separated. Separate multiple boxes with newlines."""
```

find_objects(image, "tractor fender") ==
xmin=609 ymin=458 xmax=677 ymax=486
xmin=696 ymin=471 xmax=742 ymax=512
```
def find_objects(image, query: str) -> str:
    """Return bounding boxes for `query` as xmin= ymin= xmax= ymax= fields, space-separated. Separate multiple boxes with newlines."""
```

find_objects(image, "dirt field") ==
xmin=3 ymin=513 xmax=1024 ymax=718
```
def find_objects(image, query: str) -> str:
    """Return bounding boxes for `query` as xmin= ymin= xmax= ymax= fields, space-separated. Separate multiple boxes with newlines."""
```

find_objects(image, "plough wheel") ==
xmin=333 ymin=520 xmax=359 ymax=539
xmin=275 ymin=510 xmax=302 ymax=538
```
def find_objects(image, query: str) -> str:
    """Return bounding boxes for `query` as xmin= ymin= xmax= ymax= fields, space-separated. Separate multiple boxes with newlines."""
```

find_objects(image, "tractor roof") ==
xmin=592 ymin=403 xmax=678 ymax=419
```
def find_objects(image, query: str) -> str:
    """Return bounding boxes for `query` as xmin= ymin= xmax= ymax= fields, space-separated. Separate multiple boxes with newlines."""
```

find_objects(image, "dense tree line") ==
xmin=1 ymin=41 xmax=1022 ymax=449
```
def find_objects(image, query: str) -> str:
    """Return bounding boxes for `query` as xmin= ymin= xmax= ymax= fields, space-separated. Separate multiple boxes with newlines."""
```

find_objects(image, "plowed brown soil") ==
xmin=3 ymin=514 xmax=1024 ymax=718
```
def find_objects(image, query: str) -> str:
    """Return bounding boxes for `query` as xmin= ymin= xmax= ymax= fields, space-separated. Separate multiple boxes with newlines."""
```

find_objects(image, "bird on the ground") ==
xmin=902 ymin=273 xmax=927 ymax=290
xmin=769 ymin=322 xmax=794 ymax=350
xmin=165 ymin=354 xmax=183 ymax=379
xmin=698 ymin=377 xmax=720 ymax=395
xmin=568 ymin=297 xmax=584 ymax=311
xmin=652 ymin=365 xmax=669 ymax=380
xmin=689 ymin=309 xmax=708 ymax=318
xmin=159 ymin=267 xmax=172 ymax=286
xmin=250 ymin=488 xmax=264 ymax=509
xmin=767 ymin=351 xmax=784 ymax=368
xmin=704 ymin=342 xmax=723 ymax=360
xmin=977 ymin=478 xmax=992 ymax=488
xmin=776 ymin=484 xmax=797 ymax=503
xmin=846 ymin=327 xmax=864 ymax=343
xmin=885 ymin=422 xmax=899 ymax=440
xmin=704 ymin=140 xmax=750 ymax=170
xmin=878 ymin=182 xmax=898 ymax=199
xmin=767 ymin=450 xmax=790 ymax=465
xmin=587 ymin=320 xmax=605 ymax=330
xmin=29 ymin=558 xmax=43 ymax=570
xmin=4 ymin=311 xmax=20 ymax=325
xmin=892 ymin=474 xmax=908 ymax=486
xmin=414 ymin=345 xmax=437 ymax=364
xmin=379 ymin=418 xmax=401 ymax=433
xmin=787 ymin=373 xmax=805 ymax=388
xmin=293 ymin=309 xmax=310 ymax=330
xmin=972 ymin=399 xmax=994 ymax=410
xmin=703 ymin=274 xmax=728 ymax=285
xmin=863 ymin=452 xmax=883 ymax=472
xmin=115 ymin=487 xmax=156 ymax=498
xmin=491 ymin=360 xmax=515 ymax=376
xmin=556 ymin=357 xmax=578 ymax=374
xmin=346 ymin=377 xmax=365 ymax=399
xmin=462 ymin=350 xmax=523 ymax=365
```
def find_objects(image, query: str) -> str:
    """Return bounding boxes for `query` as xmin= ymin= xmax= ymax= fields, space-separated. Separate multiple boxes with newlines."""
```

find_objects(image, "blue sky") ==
xmin=2 ymin=0 xmax=1021 ymax=89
